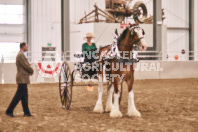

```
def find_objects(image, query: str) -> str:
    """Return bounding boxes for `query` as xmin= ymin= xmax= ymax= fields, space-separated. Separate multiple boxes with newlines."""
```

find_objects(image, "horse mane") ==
xmin=117 ymin=24 xmax=139 ymax=45
xmin=117 ymin=27 xmax=129 ymax=45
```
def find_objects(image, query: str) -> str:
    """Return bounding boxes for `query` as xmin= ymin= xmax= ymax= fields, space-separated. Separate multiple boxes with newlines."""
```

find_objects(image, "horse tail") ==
xmin=101 ymin=58 xmax=104 ymax=83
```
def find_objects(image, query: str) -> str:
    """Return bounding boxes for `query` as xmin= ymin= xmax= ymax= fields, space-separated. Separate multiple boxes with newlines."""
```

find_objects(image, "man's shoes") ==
xmin=24 ymin=113 xmax=32 ymax=117
xmin=6 ymin=112 xmax=15 ymax=117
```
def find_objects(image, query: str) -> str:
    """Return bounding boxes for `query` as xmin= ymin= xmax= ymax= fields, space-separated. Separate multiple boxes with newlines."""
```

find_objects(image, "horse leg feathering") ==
xmin=105 ymin=84 xmax=114 ymax=112
xmin=93 ymin=75 xmax=104 ymax=113
xmin=110 ymin=78 xmax=122 ymax=118
xmin=127 ymin=90 xmax=141 ymax=117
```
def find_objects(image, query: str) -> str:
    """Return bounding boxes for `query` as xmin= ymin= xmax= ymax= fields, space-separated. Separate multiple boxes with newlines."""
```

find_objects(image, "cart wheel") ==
xmin=59 ymin=61 xmax=72 ymax=110
xmin=107 ymin=80 xmax=123 ymax=105
xmin=72 ymin=69 xmax=82 ymax=85
xmin=133 ymin=1 xmax=147 ymax=23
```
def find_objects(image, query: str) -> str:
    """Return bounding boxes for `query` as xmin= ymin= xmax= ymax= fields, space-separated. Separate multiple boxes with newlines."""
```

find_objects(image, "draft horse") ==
xmin=93 ymin=23 xmax=147 ymax=118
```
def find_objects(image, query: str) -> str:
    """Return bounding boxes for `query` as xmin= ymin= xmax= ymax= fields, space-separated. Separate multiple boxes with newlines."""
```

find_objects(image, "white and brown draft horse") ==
xmin=93 ymin=23 xmax=147 ymax=118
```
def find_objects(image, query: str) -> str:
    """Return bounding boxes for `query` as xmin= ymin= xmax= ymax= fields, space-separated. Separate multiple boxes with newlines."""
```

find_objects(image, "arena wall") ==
xmin=1 ymin=61 xmax=198 ymax=84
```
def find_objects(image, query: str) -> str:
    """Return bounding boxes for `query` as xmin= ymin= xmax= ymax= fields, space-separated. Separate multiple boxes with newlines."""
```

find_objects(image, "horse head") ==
xmin=129 ymin=23 xmax=147 ymax=51
xmin=118 ymin=23 xmax=147 ymax=52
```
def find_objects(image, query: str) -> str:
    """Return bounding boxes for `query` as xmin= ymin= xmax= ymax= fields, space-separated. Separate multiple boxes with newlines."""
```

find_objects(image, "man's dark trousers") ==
xmin=6 ymin=84 xmax=30 ymax=114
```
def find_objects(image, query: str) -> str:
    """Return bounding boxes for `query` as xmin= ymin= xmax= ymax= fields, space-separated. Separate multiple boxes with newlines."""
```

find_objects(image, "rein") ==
xmin=118 ymin=37 xmax=144 ymax=47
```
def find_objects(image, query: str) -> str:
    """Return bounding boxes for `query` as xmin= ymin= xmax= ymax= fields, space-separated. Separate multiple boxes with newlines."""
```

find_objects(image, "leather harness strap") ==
xmin=118 ymin=37 xmax=144 ymax=47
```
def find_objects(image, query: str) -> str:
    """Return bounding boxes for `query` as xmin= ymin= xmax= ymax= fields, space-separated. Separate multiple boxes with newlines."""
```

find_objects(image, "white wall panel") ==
xmin=31 ymin=0 xmax=61 ymax=62
xmin=162 ymin=0 xmax=189 ymax=61
xmin=167 ymin=30 xmax=189 ymax=61
xmin=162 ymin=0 xmax=189 ymax=28
xmin=0 ymin=24 xmax=25 ymax=34
xmin=0 ymin=35 xmax=24 ymax=42
xmin=0 ymin=0 xmax=24 ymax=5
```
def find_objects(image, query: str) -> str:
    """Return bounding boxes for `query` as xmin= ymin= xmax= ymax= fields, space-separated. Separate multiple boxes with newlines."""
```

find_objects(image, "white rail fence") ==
xmin=1 ymin=51 xmax=198 ymax=84
xmin=1 ymin=51 xmax=197 ymax=63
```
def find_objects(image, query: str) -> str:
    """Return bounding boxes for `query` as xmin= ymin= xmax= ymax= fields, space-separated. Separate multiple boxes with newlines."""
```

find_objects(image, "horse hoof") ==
xmin=105 ymin=105 xmax=112 ymax=112
xmin=105 ymin=108 xmax=111 ymax=112
xmin=110 ymin=109 xmax=122 ymax=118
xmin=127 ymin=110 xmax=141 ymax=117
xmin=93 ymin=104 xmax=104 ymax=113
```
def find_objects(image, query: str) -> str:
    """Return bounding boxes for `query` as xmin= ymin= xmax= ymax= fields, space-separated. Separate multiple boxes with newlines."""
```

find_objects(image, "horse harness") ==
xmin=105 ymin=26 xmax=144 ymax=64
xmin=118 ymin=25 xmax=145 ymax=48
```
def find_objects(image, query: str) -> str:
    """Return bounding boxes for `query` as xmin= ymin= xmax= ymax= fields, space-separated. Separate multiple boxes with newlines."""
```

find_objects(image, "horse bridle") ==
xmin=118 ymin=26 xmax=145 ymax=47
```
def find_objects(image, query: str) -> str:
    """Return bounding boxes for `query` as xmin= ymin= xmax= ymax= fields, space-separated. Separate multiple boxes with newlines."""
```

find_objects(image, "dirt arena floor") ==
xmin=0 ymin=79 xmax=198 ymax=132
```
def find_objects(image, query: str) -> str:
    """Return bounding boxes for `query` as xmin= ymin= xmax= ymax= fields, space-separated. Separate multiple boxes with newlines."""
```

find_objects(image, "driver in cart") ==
xmin=82 ymin=32 xmax=98 ymax=79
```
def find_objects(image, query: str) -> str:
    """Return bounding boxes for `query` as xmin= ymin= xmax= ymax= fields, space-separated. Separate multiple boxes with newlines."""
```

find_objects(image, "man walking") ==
xmin=6 ymin=42 xmax=34 ymax=117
